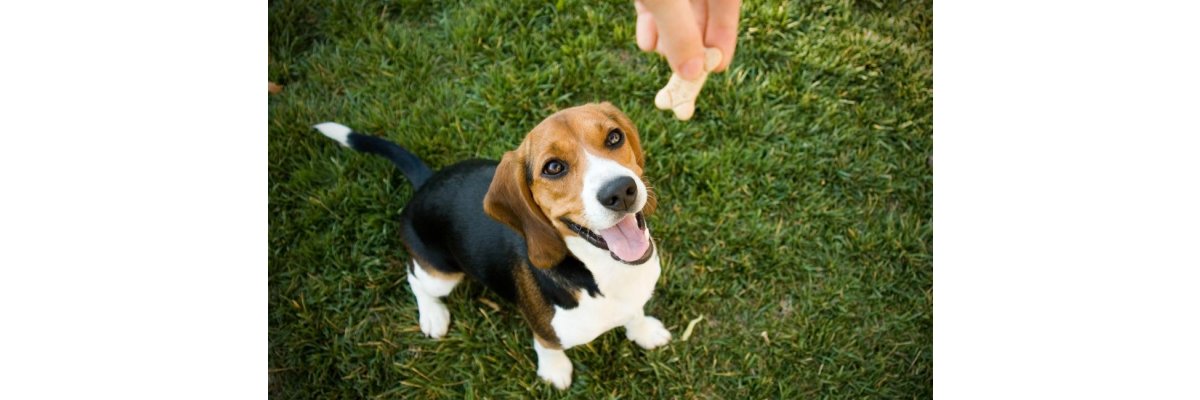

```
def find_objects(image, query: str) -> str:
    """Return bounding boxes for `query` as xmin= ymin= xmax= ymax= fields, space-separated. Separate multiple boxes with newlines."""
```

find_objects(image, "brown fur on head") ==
xmin=483 ymin=102 xmax=656 ymax=269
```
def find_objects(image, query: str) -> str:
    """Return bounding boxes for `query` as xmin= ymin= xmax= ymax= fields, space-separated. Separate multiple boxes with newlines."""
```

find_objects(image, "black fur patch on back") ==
xmin=528 ymin=255 xmax=601 ymax=309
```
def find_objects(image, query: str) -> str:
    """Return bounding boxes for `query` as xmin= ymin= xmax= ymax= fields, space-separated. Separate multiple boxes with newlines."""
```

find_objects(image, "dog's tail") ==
xmin=313 ymin=122 xmax=433 ymax=188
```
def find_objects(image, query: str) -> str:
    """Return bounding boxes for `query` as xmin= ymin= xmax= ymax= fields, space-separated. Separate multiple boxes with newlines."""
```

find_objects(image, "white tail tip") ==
xmin=313 ymin=122 xmax=353 ymax=147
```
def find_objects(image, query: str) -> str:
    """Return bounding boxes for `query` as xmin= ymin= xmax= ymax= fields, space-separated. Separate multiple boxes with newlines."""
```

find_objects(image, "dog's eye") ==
xmin=605 ymin=128 xmax=624 ymax=148
xmin=542 ymin=159 xmax=567 ymax=177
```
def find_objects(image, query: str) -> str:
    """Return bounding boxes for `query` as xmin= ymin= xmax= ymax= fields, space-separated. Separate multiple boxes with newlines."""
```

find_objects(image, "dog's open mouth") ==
xmin=562 ymin=212 xmax=653 ymax=265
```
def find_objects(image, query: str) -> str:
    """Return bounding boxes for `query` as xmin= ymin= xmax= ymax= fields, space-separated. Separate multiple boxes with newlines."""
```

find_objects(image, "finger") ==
xmin=642 ymin=0 xmax=707 ymax=80
xmin=704 ymin=0 xmax=740 ymax=72
xmin=635 ymin=0 xmax=658 ymax=52
xmin=691 ymin=0 xmax=707 ymax=38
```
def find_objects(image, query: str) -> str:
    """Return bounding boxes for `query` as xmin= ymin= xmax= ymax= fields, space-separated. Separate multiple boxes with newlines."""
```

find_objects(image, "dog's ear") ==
xmin=640 ymin=176 xmax=658 ymax=216
xmin=598 ymin=102 xmax=657 ymax=216
xmin=484 ymin=149 xmax=567 ymax=269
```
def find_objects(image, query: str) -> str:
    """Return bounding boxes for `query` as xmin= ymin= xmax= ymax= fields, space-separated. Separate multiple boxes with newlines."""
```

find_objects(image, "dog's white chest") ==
xmin=551 ymin=238 xmax=661 ymax=349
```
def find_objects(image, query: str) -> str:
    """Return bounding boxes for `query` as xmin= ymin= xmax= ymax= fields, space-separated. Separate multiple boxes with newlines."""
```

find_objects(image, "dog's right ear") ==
xmin=484 ymin=149 xmax=567 ymax=269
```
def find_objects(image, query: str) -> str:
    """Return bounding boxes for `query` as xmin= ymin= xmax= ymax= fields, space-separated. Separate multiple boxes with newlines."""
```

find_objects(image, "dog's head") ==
xmin=484 ymin=102 xmax=657 ymax=269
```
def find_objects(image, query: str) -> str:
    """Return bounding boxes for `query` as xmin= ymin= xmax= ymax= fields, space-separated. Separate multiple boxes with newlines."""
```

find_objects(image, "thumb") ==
xmin=641 ymin=0 xmax=708 ymax=80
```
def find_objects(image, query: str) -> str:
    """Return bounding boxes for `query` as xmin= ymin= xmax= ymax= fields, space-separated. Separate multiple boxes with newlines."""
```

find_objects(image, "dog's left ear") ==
xmin=484 ymin=149 xmax=568 ymax=269
xmin=640 ymin=176 xmax=657 ymax=216
xmin=599 ymin=102 xmax=657 ymax=216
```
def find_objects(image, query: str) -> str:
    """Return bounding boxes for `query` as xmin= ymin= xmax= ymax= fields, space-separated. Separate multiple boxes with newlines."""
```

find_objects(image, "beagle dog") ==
xmin=313 ymin=103 xmax=670 ymax=389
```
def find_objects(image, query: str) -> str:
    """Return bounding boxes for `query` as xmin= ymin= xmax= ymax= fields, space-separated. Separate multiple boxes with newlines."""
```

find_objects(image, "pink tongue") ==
xmin=597 ymin=214 xmax=650 ymax=262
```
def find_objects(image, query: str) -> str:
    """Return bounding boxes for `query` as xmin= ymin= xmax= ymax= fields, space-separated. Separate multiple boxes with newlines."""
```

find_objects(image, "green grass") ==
xmin=269 ymin=0 xmax=931 ymax=397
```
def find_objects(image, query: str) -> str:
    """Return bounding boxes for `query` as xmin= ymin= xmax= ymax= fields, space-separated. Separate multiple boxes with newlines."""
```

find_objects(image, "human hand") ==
xmin=634 ymin=0 xmax=741 ymax=81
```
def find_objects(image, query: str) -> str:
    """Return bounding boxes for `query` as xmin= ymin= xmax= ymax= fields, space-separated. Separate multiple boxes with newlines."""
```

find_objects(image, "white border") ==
xmin=0 ymin=1 xmax=265 ymax=398
xmin=936 ymin=1 xmax=1200 ymax=398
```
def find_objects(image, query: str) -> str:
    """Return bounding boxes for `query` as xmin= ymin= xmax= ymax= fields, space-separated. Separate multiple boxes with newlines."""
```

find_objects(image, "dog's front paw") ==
xmin=537 ymin=354 xmax=573 ymax=390
xmin=417 ymin=301 xmax=450 ymax=339
xmin=627 ymin=316 xmax=672 ymax=350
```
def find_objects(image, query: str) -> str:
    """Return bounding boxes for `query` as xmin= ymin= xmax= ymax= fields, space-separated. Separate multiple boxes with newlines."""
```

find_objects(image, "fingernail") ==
xmin=680 ymin=57 xmax=703 ymax=80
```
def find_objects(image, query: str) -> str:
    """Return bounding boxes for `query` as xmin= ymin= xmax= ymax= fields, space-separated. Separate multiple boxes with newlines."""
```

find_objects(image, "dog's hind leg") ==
xmin=407 ymin=259 xmax=462 ymax=339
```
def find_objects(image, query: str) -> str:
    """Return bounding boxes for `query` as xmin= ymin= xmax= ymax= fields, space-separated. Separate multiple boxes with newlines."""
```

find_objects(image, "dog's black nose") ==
xmin=597 ymin=176 xmax=638 ymax=212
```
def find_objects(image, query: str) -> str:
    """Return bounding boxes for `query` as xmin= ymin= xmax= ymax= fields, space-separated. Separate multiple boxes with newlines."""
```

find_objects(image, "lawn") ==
xmin=268 ymin=0 xmax=931 ymax=397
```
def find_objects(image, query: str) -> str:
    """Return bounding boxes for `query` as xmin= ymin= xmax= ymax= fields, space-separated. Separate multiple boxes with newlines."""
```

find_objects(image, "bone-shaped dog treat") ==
xmin=654 ymin=48 xmax=723 ymax=121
